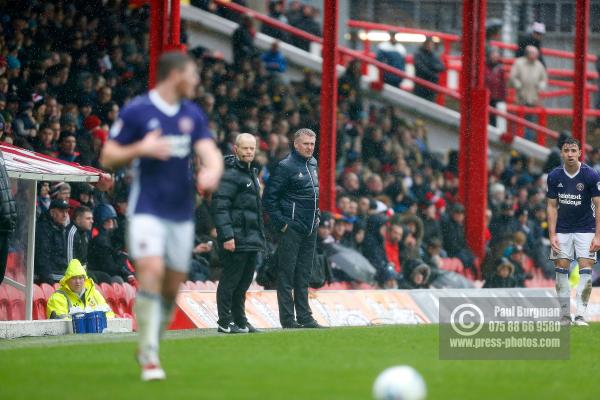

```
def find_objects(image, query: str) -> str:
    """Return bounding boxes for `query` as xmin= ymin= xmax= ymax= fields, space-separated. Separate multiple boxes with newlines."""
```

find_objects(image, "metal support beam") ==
xmin=458 ymin=0 xmax=489 ymax=261
xmin=318 ymin=0 xmax=339 ymax=212
xmin=573 ymin=0 xmax=590 ymax=155
xmin=25 ymin=180 xmax=37 ymax=320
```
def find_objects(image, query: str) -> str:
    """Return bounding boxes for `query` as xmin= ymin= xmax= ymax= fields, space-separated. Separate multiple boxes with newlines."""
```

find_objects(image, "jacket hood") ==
xmin=59 ymin=259 xmax=93 ymax=292
xmin=366 ymin=214 xmax=388 ymax=241
xmin=411 ymin=263 xmax=431 ymax=282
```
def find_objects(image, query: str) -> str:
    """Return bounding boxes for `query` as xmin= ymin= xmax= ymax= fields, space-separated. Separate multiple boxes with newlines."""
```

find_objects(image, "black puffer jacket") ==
xmin=212 ymin=155 xmax=266 ymax=251
xmin=0 ymin=151 xmax=17 ymax=233
xmin=263 ymin=150 xmax=319 ymax=236
xmin=34 ymin=214 xmax=67 ymax=283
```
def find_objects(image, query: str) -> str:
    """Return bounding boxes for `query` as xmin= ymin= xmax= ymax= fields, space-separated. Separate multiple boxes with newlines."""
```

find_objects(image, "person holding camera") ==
xmin=212 ymin=133 xmax=266 ymax=333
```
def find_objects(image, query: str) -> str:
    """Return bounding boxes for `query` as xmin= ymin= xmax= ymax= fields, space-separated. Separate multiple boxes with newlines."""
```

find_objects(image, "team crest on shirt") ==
xmin=147 ymin=118 xmax=160 ymax=130
xmin=597 ymin=181 xmax=600 ymax=191
xmin=577 ymin=183 xmax=585 ymax=191
xmin=178 ymin=117 xmax=194 ymax=135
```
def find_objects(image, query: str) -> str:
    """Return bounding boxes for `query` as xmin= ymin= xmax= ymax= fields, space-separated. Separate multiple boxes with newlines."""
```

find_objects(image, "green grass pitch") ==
xmin=0 ymin=324 xmax=598 ymax=400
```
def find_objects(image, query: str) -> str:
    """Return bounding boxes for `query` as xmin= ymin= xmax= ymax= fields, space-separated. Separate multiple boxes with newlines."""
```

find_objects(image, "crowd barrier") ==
xmin=172 ymin=287 xmax=600 ymax=329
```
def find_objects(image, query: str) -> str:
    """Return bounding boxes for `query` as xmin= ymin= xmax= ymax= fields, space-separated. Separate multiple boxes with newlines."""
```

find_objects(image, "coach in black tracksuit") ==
xmin=264 ymin=128 xmax=325 ymax=329
xmin=213 ymin=134 xmax=266 ymax=333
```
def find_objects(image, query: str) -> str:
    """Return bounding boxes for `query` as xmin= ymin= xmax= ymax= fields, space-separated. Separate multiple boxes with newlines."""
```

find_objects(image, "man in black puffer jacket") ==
xmin=212 ymin=133 xmax=266 ymax=334
xmin=0 ymin=150 xmax=17 ymax=284
xmin=263 ymin=128 xmax=325 ymax=329
xmin=34 ymin=199 xmax=69 ymax=284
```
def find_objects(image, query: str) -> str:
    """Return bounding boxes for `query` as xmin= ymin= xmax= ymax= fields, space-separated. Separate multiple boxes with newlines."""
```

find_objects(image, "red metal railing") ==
xmin=213 ymin=1 xmax=572 ymax=148
xmin=349 ymin=19 xmax=599 ymax=148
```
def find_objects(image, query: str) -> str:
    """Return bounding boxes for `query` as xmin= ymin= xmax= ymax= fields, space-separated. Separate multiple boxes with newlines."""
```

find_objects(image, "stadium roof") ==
xmin=0 ymin=143 xmax=103 ymax=182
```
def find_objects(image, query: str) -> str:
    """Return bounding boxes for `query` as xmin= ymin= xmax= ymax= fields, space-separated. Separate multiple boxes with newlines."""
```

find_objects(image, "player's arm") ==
xmin=100 ymin=130 xmax=171 ymax=170
xmin=194 ymin=139 xmax=224 ymax=193
xmin=547 ymin=198 xmax=560 ymax=253
xmin=591 ymin=196 xmax=600 ymax=252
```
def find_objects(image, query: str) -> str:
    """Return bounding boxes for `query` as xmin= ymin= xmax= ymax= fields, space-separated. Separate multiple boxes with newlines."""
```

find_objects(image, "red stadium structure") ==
xmin=147 ymin=0 xmax=593 ymax=262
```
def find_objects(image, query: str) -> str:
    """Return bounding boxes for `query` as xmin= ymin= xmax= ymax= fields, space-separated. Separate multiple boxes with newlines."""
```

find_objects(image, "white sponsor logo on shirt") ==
xmin=109 ymin=118 xmax=123 ymax=138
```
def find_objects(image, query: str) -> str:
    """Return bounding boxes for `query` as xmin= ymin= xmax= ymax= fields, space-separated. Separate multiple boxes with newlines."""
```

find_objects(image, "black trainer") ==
xmin=217 ymin=322 xmax=246 ymax=334
xmin=281 ymin=321 xmax=303 ymax=329
xmin=245 ymin=323 xmax=261 ymax=333
xmin=300 ymin=320 xmax=328 ymax=329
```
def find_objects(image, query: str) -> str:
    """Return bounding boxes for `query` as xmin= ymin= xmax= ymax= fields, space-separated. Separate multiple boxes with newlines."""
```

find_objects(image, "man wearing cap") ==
xmin=34 ymin=198 xmax=69 ymax=284
xmin=516 ymin=22 xmax=546 ymax=67
xmin=46 ymin=259 xmax=115 ymax=319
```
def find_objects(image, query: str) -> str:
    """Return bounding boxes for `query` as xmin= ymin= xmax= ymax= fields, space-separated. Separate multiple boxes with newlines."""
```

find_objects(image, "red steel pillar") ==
xmin=149 ymin=0 xmax=182 ymax=88
xmin=319 ymin=0 xmax=339 ymax=212
xmin=573 ymin=0 xmax=590 ymax=156
xmin=458 ymin=0 xmax=489 ymax=260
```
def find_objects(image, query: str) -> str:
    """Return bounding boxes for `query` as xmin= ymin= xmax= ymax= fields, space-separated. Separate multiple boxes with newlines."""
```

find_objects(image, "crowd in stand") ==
xmin=0 ymin=1 xmax=592 ymax=292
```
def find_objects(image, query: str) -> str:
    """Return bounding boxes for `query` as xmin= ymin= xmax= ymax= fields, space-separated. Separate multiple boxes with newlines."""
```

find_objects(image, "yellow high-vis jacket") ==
xmin=46 ymin=259 xmax=115 ymax=319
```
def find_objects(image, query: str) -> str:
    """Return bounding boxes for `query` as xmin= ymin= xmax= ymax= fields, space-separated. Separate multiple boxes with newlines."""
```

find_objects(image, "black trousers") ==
xmin=0 ymin=233 xmax=8 ymax=285
xmin=216 ymin=251 xmax=257 ymax=327
xmin=276 ymin=227 xmax=317 ymax=325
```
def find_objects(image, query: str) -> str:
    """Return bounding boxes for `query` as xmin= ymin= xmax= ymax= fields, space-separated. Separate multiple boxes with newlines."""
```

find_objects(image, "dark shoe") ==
xmin=245 ymin=323 xmax=261 ymax=333
xmin=217 ymin=322 xmax=246 ymax=334
xmin=281 ymin=321 xmax=303 ymax=329
xmin=300 ymin=320 xmax=328 ymax=329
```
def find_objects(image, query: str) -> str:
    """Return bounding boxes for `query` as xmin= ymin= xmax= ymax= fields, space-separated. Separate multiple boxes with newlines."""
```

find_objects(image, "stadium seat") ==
xmin=0 ymin=285 xmax=9 ymax=321
xmin=111 ymin=283 xmax=129 ymax=317
xmin=40 ymin=283 xmax=55 ymax=302
xmin=204 ymin=281 xmax=217 ymax=290
xmin=5 ymin=285 xmax=25 ymax=320
xmin=32 ymin=285 xmax=47 ymax=320
xmin=100 ymin=283 xmax=118 ymax=315
xmin=122 ymin=283 xmax=136 ymax=314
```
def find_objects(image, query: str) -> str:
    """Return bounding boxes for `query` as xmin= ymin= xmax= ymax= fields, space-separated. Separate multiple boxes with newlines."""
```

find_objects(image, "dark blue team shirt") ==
xmin=109 ymin=91 xmax=212 ymax=222
xmin=546 ymin=163 xmax=600 ymax=233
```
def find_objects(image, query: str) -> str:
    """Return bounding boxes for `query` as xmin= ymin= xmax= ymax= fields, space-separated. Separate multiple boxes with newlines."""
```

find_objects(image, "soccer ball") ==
xmin=372 ymin=365 xmax=427 ymax=400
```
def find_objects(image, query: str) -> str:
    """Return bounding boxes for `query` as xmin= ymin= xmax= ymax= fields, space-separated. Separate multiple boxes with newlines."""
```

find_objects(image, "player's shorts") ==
xmin=549 ymin=232 xmax=597 ymax=261
xmin=127 ymin=214 xmax=194 ymax=272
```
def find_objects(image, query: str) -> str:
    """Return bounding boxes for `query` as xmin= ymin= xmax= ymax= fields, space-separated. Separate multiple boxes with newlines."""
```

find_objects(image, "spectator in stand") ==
xmin=503 ymin=244 xmax=530 ymax=287
xmin=398 ymin=259 xmax=432 ymax=289
xmin=46 ymin=259 xmax=114 ymax=319
xmin=485 ymin=47 xmax=506 ymax=127
xmin=422 ymin=237 xmax=444 ymax=271
xmin=286 ymin=1 xmax=303 ymax=27
xmin=262 ymin=1 xmax=290 ymax=43
xmin=509 ymin=45 xmax=547 ymax=139
xmin=516 ymin=22 xmax=546 ymax=67
xmin=363 ymin=213 xmax=397 ymax=289
xmin=338 ymin=59 xmax=364 ymax=121
xmin=37 ymin=182 xmax=51 ymax=216
xmin=232 ymin=15 xmax=258 ymax=70
xmin=384 ymin=223 xmax=404 ymax=275
xmin=483 ymin=257 xmax=518 ymax=288
xmin=413 ymin=37 xmax=445 ymax=102
xmin=66 ymin=206 xmax=93 ymax=267
xmin=88 ymin=203 xmax=135 ymax=284
xmin=376 ymin=32 xmax=407 ymax=88
xmin=441 ymin=203 xmax=475 ymax=270
xmin=291 ymin=5 xmax=321 ymax=52
xmin=56 ymin=131 xmax=81 ymax=163
xmin=261 ymin=41 xmax=287 ymax=75
xmin=34 ymin=199 xmax=69 ymax=284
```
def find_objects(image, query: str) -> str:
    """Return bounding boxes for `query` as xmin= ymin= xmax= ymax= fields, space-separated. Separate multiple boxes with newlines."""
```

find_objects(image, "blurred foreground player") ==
xmin=101 ymin=52 xmax=223 ymax=381
xmin=547 ymin=137 xmax=600 ymax=326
